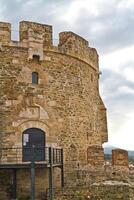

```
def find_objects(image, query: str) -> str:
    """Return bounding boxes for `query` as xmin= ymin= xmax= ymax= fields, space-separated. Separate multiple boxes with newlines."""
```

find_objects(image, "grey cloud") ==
xmin=100 ymin=69 xmax=134 ymax=102
xmin=100 ymin=69 xmax=134 ymax=133
xmin=0 ymin=0 xmax=71 ymax=22
xmin=71 ymin=1 xmax=134 ymax=54
xmin=1 ymin=0 xmax=134 ymax=54
xmin=0 ymin=0 xmax=73 ymax=41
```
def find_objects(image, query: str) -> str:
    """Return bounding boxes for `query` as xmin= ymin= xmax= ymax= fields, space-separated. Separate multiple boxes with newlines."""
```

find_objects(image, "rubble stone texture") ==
xmin=112 ymin=149 xmax=129 ymax=167
xmin=0 ymin=21 xmax=133 ymax=200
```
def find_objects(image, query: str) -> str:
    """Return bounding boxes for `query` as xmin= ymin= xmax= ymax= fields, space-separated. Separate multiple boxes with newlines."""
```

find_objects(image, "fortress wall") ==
xmin=112 ymin=149 xmax=129 ymax=168
xmin=0 ymin=22 xmax=11 ymax=45
xmin=87 ymin=146 xmax=105 ymax=166
xmin=19 ymin=21 xmax=52 ymax=47
xmin=98 ymin=97 xmax=108 ymax=143
xmin=0 ymin=21 xmax=108 ymax=198
xmin=0 ymin=21 xmax=98 ymax=68
xmin=54 ymin=183 xmax=132 ymax=200
xmin=59 ymin=31 xmax=99 ymax=69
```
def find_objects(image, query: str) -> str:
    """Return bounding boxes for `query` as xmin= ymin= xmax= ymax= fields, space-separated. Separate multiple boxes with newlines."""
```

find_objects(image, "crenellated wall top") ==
xmin=0 ymin=21 xmax=99 ymax=69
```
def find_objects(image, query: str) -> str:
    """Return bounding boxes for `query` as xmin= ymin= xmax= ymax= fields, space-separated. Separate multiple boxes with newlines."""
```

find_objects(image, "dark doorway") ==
xmin=22 ymin=128 xmax=45 ymax=162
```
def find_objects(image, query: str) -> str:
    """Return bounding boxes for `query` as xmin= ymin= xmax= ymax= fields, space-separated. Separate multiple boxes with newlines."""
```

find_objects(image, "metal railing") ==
xmin=0 ymin=146 xmax=62 ymax=165
xmin=0 ymin=146 xmax=64 ymax=200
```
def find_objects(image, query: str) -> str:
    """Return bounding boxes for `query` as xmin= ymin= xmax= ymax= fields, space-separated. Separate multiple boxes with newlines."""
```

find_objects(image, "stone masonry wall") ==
xmin=0 ymin=21 xmax=108 ymax=198
xmin=54 ymin=183 xmax=133 ymax=200
xmin=112 ymin=149 xmax=129 ymax=167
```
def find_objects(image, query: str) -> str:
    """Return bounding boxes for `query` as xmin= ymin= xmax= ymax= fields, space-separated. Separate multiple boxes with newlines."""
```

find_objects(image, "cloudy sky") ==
xmin=0 ymin=0 xmax=134 ymax=150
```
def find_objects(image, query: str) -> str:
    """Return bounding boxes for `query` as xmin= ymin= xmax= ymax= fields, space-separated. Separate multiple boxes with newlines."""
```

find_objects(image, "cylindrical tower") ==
xmin=0 ymin=21 xmax=108 ymax=197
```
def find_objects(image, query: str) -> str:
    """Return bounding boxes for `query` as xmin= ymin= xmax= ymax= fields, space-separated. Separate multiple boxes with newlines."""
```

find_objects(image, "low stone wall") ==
xmin=0 ymin=177 xmax=134 ymax=200
xmin=112 ymin=149 xmax=129 ymax=168
xmin=54 ymin=182 xmax=132 ymax=200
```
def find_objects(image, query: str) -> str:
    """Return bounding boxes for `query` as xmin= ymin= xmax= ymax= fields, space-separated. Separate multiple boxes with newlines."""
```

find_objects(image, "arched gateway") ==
xmin=22 ymin=128 xmax=45 ymax=161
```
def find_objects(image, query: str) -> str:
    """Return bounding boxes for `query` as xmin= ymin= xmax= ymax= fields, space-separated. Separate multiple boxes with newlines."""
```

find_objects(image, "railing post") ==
xmin=31 ymin=145 xmax=35 ymax=200
xmin=61 ymin=149 xmax=64 ymax=188
xmin=12 ymin=169 xmax=17 ymax=199
xmin=48 ymin=147 xmax=54 ymax=200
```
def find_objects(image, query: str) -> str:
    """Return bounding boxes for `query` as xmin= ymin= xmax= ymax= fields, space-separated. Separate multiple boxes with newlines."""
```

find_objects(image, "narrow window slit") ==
xmin=32 ymin=72 xmax=38 ymax=84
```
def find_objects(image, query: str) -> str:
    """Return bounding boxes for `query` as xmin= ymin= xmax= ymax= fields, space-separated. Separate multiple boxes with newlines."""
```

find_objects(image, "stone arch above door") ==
xmin=11 ymin=120 xmax=50 ymax=147
xmin=18 ymin=120 xmax=49 ymax=137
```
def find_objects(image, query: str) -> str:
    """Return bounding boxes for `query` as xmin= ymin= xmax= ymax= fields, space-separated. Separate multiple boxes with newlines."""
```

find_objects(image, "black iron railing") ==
xmin=0 ymin=146 xmax=62 ymax=165
xmin=0 ymin=146 xmax=64 ymax=200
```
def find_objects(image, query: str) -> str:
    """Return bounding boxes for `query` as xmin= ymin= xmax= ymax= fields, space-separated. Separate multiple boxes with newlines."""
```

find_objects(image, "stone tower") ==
xmin=0 ymin=21 xmax=108 ymax=199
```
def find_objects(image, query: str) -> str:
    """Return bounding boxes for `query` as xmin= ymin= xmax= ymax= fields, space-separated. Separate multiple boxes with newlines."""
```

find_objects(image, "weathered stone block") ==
xmin=112 ymin=149 xmax=129 ymax=167
xmin=87 ymin=146 xmax=104 ymax=166
xmin=0 ymin=22 xmax=11 ymax=44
